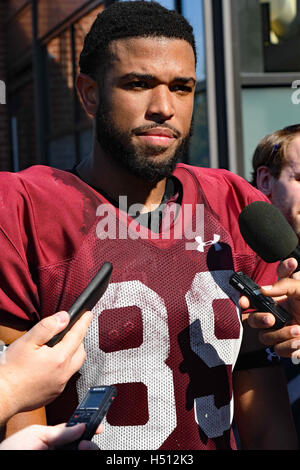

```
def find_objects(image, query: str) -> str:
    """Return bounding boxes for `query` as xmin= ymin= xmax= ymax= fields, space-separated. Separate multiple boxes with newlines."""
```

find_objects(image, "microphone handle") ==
xmin=286 ymin=246 xmax=300 ymax=273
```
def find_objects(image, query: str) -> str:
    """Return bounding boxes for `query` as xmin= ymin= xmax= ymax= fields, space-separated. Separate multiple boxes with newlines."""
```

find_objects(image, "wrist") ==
xmin=0 ymin=365 xmax=20 ymax=425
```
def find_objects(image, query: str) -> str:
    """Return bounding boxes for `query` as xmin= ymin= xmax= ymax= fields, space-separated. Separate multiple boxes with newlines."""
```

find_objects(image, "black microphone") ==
xmin=238 ymin=201 xmax=300 ymax=271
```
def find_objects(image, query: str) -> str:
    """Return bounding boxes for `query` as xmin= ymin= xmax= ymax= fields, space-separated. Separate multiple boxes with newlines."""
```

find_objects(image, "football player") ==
xmin=0 ymin=1 xmax=298 ymax=450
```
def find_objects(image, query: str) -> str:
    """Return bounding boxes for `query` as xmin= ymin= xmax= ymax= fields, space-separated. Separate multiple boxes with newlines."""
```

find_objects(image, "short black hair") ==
xmin=79 ymin=0 xmax=197 ymax=79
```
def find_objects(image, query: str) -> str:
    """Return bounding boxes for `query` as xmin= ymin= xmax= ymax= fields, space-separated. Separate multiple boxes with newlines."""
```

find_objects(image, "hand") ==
xmin=241 ymin=258 xmax=300 ymax=358
xmin=0 ymin=310 xmax=93 ymax=423
xmin=0 ymin=422 xmax=103 ymax=450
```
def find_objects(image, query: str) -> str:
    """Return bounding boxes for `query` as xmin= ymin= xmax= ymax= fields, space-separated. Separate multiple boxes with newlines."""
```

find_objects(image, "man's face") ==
xmin=95 ymin=37 xmax=196 ymax=183
xmin=270 ymin=135 xmax=300 ymax=238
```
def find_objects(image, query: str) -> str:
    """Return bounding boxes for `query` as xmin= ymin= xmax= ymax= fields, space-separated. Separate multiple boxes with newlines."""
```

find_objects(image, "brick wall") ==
xmin=47 ymin=3 xmax=105 ymax=139
xmin=47 ymin=4 xmax=104 ymax=168
xmin=48 ymin=32 xmax=75 ymax=138
xmin=74 ymin=4 xmax=105 ymax=128
xmin=16 ymin=80 xmax=37 ymax=170
xmin=0 ymin=2 xmax=106 ymax=172
xmin=0 ymin=0 xmax=12 ymax=171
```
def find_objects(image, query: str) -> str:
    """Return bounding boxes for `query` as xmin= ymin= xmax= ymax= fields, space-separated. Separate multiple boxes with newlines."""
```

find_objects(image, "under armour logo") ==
xmin=195 ymin=234 xmax=222 ymax=252
xmin=266 ymin=347 xmax=280 ymax=362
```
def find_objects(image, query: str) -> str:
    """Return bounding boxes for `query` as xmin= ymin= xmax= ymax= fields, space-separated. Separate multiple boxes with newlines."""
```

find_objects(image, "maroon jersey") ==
xmin=0 ymin=164 xmax=277 ymax=450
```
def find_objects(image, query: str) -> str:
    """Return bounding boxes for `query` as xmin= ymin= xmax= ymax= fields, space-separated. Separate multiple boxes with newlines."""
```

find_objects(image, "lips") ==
xmin=135 ymin=127 xmax=178 ymax=147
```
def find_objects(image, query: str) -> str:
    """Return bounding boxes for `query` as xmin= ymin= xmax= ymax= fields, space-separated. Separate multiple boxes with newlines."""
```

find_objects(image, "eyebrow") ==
xmin=120 ymin=73 xmax=196 ymax=86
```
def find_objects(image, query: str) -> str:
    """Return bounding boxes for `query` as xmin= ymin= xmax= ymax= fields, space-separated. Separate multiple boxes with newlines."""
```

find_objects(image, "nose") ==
xmin=146 ymin=85 xmax=175 ymax=123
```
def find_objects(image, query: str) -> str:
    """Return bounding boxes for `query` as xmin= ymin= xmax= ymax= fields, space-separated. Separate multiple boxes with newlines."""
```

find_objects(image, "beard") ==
xmin=95 ymin=103 xmax=193 ymax=185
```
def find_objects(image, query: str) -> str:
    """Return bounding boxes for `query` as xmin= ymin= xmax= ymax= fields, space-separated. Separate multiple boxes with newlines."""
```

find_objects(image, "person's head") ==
xmin=252 ymin=124 xmax=300 ymax=237
xmin=76 ymin=1 xmax=197 ymax=184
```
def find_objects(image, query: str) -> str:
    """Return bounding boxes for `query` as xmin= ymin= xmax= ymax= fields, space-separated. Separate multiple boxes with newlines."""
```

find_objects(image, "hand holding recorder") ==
xmin=57 ymin=385 xmax=117 ymax=450
xmin=0 ymin=262 xmax=113 ymax=427
xmin=237 ymin=265 xmax=300 ymax=359
xmin=0 ymin=422 xmax=103 ymax=451
xmin=236 ymin=201 xmax=300 ymax=358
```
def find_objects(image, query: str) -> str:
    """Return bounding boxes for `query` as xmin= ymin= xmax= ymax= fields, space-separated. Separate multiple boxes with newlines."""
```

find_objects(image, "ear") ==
xmin=76 ymin=73 xmax=99 ymax=117
xmin=256 ymin=166 xmax=275 ymax=197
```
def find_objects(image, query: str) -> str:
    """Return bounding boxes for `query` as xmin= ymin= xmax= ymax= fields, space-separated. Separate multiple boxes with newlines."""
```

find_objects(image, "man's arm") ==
xmin=3 ymin=409 xmax=47 ymax=438
xmin=233 ymin=365 xmax=299 ymax=450
xmin=233 ymin=309 xmax=298 ymax=450
xmin=233 ymin=364 xmax=298 ymax=449
xmin=0 ymin=325 xmax=25 ymax=343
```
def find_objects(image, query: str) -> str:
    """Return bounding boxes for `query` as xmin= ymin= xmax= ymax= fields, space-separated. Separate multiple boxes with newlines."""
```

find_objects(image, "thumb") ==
xmin=24 ymin=312 xmax=70 ymax=346
xmin=277 ymin=258 xmax=298 ymax=279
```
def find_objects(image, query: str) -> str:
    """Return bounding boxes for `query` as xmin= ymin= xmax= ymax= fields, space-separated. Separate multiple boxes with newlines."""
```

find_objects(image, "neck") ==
xmin=76 ymin=140 xmax=167 ymax=213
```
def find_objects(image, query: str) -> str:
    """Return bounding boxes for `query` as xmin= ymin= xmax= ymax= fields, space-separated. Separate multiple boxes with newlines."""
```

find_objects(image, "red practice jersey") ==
xmin=0 ymin=164 xmax=277 ymax=450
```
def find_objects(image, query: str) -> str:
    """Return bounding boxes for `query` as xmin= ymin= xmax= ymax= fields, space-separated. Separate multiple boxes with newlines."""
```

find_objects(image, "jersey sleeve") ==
xmin=0 ymin=171 xmax=40 ymax=329
xmin=0 ymin=165 xmax=100 ymax=330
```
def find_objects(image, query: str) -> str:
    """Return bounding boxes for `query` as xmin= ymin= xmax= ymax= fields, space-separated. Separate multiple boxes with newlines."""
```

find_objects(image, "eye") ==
xmin=171 ymin=84 xmax=193 ymax=94
xmin=125 ymin=81 xmax=150 ymax=90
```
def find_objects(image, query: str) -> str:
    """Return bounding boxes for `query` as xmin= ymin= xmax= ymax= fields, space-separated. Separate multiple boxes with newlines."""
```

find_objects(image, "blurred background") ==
xmin=0 ymin=0 xmax=299 ymax=178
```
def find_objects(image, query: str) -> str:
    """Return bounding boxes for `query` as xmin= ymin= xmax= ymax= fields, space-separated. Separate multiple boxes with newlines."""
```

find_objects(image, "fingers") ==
xmin=247 ymin=311 xmax=276 ymax=329
xmin=24 ymin=312 xmax=70 ymax=346
xmin=240 ymin=277 xmax=300 ymax=328
xmin=259 ymin=324 xmax=300 ymax=344
xmin=68 ymin=342 xmax=87 ymax=376
xmin=55 ymin=311 xmax=93 ymax=355
xmin=239 ymin=295 xmax=250 ymax=310
xmin=277 ymin=258 xmax=299 ymax=279
xmin=77 ymin=424 xmax=104 ymax=450
xmin=51 ymin=422 xmax=102 ymax=450
xmin=261 ymin=278 xmax=300 ymax=300
xmin=273 ymin=339 xmax=300 ymax=359
xmin=258 ymin=324 xmax=300 ymax=358
xmin=78 ymin=440 xmax=100 ymax=451
xmin=47 ymin=423 xmax=86 ymax=447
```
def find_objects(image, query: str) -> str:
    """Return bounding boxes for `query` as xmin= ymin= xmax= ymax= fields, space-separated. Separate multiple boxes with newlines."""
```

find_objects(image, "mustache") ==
xmin=131 ymin=123 xmax=181 ymax=139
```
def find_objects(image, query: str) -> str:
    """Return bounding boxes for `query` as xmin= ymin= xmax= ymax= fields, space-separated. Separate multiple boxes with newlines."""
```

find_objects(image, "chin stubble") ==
xmin=95 ymin=105 xmax=193 ymax=184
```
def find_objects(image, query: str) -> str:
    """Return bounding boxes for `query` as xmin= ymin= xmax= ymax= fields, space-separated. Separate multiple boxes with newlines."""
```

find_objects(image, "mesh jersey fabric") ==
xmin=0 ymin=163 xmax=277 ymax=450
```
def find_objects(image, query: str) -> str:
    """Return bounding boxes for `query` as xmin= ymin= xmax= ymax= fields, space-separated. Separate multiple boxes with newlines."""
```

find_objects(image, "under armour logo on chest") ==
xmin=195 ymin=234 xmax=222 ymax=252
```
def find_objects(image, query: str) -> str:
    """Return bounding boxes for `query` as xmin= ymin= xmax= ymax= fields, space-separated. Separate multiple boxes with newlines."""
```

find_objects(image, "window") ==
xmin=239 ymin=0 xmax=300 ymax=73
xmin=242 ymin=87 xmax=300 ymax=179
xmin=181 ymin=0 xmax=206 ymax=80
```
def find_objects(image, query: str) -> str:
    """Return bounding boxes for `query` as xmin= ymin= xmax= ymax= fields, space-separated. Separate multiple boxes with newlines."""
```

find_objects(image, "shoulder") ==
xmin=0 ymin=165 xmax=77 ymax=200
xmin=0 ymin=165 xmax=83 ymax=192
xmin=0 ymin=165 xmax=100 ymax=266
xmin=0 ymin=165 xmax=100 ymax=210
xmin=175 ymin=164 xmax=272 ymax=258
xmin=176 ymin=164 xmax=269 ymax=212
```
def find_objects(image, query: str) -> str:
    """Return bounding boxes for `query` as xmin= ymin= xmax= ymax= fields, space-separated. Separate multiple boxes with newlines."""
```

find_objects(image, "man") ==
xmin=250 ymin=124 xmax=300 ymax=344
xmin=251 ymin=124 xmax=300 ymax=441
xmin=252 ymin=124 xmax=300 ymax=239
xmin=0 ymin=1 xmax=297 ymax=450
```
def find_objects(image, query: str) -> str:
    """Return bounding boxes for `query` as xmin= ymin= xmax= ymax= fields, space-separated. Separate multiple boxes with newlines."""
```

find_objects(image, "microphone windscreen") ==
xmin=238 ymin=201 xmax=298 ymax=263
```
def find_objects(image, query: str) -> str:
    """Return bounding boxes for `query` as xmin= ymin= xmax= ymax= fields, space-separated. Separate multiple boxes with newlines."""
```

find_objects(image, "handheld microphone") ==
xmin=238 ymin=201 xmax=300 ymax=271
